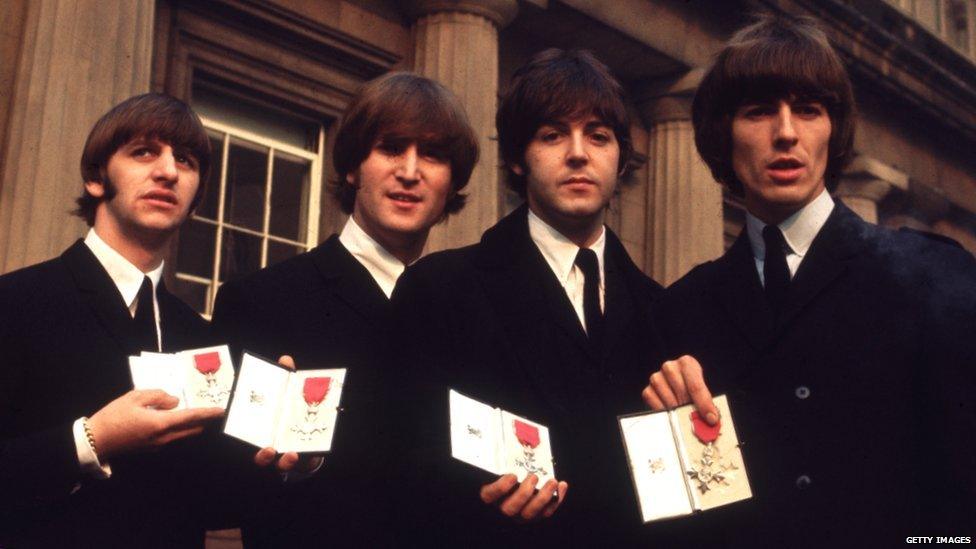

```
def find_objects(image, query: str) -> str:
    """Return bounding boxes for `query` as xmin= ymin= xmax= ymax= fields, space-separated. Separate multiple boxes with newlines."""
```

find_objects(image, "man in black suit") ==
xmin=0 ymin=93 xmax=226 ymax=546
xmin=210 ymin=72 xmax=479 ymax=546
xmin=391 ymin=49 xmax=666 ymax=545
xmin=642 ymin=14 xmax=976 ymax=547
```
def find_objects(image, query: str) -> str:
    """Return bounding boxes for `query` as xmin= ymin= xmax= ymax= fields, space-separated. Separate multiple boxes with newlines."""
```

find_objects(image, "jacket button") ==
xmin=795 ymin=385 xmax=810 ymax=399
xmin=796 ymin=475 xmax=812 ymax=489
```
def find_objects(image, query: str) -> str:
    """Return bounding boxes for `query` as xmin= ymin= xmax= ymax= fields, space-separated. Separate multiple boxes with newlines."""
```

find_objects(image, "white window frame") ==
xmin=175 ymin=116 xmax=325 ymax=316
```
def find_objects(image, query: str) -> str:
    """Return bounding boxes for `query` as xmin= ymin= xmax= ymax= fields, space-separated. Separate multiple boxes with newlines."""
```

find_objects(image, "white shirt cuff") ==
xmin=72 ymin=417 xmax=112 ymax=480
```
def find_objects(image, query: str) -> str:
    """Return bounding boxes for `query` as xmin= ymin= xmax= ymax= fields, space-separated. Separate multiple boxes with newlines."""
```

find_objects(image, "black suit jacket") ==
xmin=657 ymin=203 xmax=976 ymax=547
xmin=0 ymin=240 xmax=212 ymax=548
xmin=211 ymin=234 xmax=395 ymax=547
xmin=390 ymin=205 xmax=667 ymax=546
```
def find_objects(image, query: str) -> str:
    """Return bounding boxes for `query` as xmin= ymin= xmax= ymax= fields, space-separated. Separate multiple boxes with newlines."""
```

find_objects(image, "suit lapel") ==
xmin=711 ymin=233 xmax=776 ymax=351
xmin=62 ymin=240 xmax=139 ymax=354
xmin=601 ymin=234 xmax=635 ymax=363
xmin=474 ymin=207 xmax=592 ymax=407
xmin=779 ymin=203 xmax=863 ymax=328
xmin=309 ymin=235 xmax=390 ymax=329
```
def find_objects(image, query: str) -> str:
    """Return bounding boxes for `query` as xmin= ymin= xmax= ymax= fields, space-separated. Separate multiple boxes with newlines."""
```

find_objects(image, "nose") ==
xmin=396 ymin=144 xmax=420 ymax=185
xmin=566 ymin=130 xmax=588 ymax=168
xmin=154 ymin=147 xmax=179 ymax=184
xmin=773 ymin=103 xmax=799 ymax=149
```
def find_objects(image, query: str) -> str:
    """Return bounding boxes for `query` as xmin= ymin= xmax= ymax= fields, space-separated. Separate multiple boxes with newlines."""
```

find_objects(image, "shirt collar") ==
xmin=527 ymin=208 xmax=606 ymax=284
xmin=84 ymin=229 xmax=164 ymax=309
xmin=746 ymin=189 xmax=834 ymax=261
xmin=338 ymin=216 xmax=406 ymax=299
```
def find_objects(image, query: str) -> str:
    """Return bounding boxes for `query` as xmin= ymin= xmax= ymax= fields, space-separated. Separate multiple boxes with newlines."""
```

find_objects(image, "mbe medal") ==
xmin=291 ymin=377 xmax=331 ymax=441
xmin=513 ymin=419 xmax=548 ymax=477
xmin=194 ymin=352 xmax=229 ymax=405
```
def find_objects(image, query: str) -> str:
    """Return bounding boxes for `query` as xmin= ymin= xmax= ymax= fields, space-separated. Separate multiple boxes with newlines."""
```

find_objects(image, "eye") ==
xmin=740 ymin=105 xmax=776 ymax=119
xmin=537 ymin=129 xmax=564 ymax=144
xmin=589 ymin=130 xmax=614 ymax=145
xmin=131 ymin=146 xmax=154 ymax=158
xmin=174 ymin=151 xmax=197 ymax=168
xmin=375 ymin=139 xmax=407 ymax=156
xmin=793 ymin=103 xmax=825 ymax=118
xmin=418 ymin=145 xmax=449 ymax=163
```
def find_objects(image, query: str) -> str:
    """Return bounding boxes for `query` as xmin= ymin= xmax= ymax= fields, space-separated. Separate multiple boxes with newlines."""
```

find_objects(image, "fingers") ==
xmin=162 ymin=407 xmax=224 ymax=430
xmin=134 ymin=389 xmax=180 ymax=408
xmin=498 ymin=474 xmax=538 ymax=518
xmin=648 ymin=370 xmax=678 ymax=408
xmin=278 ymin=355 xmax=296 ymax=371
xmin=678 ymin=355 xmax=718 ymax=425
xmin=661 ymin=360 xmax=689 ymax=404
xmin=480 ymin=474 xmax=518 ymax=504
xmin=276 ymin=452 xmax=300 ymax=472
xmin=157 ymin=425 xmax=206 ymax=445
xmin=519 ymin=479 xmax=557 ymax=520
xmin=542 ymin=481 xmax=569 ymax=518
xmin=642 ymin=385 xmax=665 ymax=410
xmin=254 ymin=447 xmax=277 ymax=467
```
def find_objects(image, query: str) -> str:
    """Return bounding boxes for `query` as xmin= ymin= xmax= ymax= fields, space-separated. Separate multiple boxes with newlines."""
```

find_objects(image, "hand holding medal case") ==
xmin=128 ymin=345 xmax=235 ymax=409
xmin=618 ymin=394 xmax=751 ymax=523
xmin=223 ymin=352 xmax=346 ymax=454
xmin=449 ymin=390 xmax=555 ymax=486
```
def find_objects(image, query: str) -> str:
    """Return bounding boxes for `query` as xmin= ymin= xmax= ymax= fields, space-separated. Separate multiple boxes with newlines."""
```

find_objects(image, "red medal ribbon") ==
xmin=691 ymin=411 xmax=721 ymax=444
xmin=514 ymin=420 xmax=540 ymax=448
xmin=303 ymin=377 xmax=331 ymax=405
xmin=194 ymin=352 xmax=221 ymax=375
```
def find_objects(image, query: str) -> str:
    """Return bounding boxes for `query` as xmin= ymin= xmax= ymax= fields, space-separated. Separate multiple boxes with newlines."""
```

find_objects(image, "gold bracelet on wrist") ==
xmin=82 ymin=417 xmax=98 ymax=457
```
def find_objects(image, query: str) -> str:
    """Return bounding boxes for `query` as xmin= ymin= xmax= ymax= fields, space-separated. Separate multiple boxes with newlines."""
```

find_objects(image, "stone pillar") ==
xmin=0 ymin=0 xmax=155 ymax=273
xmin=835 ymin=155 xmax=908 ymax=224
xmin=404 ymin=0 xmax=518 ymax=252
xmin=639 ymin=71 xmax=724 ymax=286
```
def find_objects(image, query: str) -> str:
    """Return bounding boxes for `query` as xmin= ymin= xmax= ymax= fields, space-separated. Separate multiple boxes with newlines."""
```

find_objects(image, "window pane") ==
xmin=177 ymin=218 xmax=217 ymax=279
xmin=270 ymin=151 xmax=311 ymax=242
xmin=196 ymin=133 xmax=224 ymax=220
xmin=170 ymin=278 xmax=210 ymax=316
xmin=220 ymin=228 xmax=262 ymax=282
xmin=225 ymin=139 xmax=268 ymax=231
xmin=267 ymin=240 xmax=305 ymax=267
xmin=944 ymin=0 xmax=970 ymax=53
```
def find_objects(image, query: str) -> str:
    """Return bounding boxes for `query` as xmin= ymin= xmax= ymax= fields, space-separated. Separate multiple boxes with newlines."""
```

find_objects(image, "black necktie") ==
xmin=762 ymin=225 xmax=790 ymax=316
xmin=575 ymin=248 xmax=603 ymax=354
xmin=134 ymin=276 xmax=158 ymax=352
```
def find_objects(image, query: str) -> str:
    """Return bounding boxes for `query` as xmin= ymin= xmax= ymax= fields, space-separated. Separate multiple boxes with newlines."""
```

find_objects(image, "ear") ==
xmin=84 ymin=180 xmax=106 ymax=198
xmin=345 ymin=172 xmax=359 ymax=188
xmin=511 ymin=164 xmax=525 ymax=176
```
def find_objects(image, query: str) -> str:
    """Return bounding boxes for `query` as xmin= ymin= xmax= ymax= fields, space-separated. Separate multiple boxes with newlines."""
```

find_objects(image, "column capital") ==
xmin=635 ymin=68 xmax=704 ymax=126
xmin=402 ymin=0 xmax=518 ymax=28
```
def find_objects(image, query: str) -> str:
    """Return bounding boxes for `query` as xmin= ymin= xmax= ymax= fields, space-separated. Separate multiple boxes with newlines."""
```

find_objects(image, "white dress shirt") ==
xmin=338 ymin=217 xmax=407 ymax=299
xmin=746 ymin=189 xmax=835 ymax=286
xmin=528 ymin=209 xmax=606 ymax=333
xmin=72 ymin=229 xmax=165 ymax=480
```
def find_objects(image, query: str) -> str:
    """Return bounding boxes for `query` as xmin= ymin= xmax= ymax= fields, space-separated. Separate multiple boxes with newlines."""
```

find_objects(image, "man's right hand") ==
xmin=87 ymin=389 xmax=224 ymax=460
xmin=642 ymin=355 xmax=720 ymax=425
xmin=479 ymin=474 xmax=569 ymax=522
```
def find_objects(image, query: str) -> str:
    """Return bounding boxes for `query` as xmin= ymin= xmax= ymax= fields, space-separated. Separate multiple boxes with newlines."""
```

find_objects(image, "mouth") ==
xmin=561 ymin=177 xmax=596 ymax=187
xmin=766 ymin=158 xmax=806 ymax=182
xmin=388 ymin=192 xmax=422 ymax=205
xmin=141 ymin=190 xmax=179 ymax=207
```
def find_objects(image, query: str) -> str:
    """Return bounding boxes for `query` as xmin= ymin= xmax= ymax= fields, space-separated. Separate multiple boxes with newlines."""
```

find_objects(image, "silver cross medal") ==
xmin=686 ymin=441 xmax=737 ymax=493
xmin=197 ymin=373 xmax=229 ymax=405
xmin=291 ymin=403 xmax=328 ymax=441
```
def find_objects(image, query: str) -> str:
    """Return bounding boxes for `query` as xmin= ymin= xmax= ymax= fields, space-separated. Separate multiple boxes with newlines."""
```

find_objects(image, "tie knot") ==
xmin=762 ymin=225 xmax=787 ymax=257
xmin=138 ymin=276 xmax=154 ymax=301
xmin=574 ymin=248 xmax=600 ymax=279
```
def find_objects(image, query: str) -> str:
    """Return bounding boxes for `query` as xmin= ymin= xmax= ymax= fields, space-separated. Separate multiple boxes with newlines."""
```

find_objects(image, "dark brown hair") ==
xmin=332 ymin=72 xmax=479 ymax=215
xmin=75 ymin=93 xmax=211 ymax=226
xmin=692 ymin=13 xmax=855 ymax=196
xmin=496 ymin=48 xmax=636 ymax=198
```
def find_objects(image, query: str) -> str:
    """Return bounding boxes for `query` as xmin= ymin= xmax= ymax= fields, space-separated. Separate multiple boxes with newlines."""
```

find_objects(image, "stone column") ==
xmin=834 ymin=155 xmax=908 ymax=224
xmin=404 ymin=0 xmax=518 ymax=252
xmin=639 ymin=71 xmax=724 ymax=286
xmin=0 ymin=0 xmax=155 ymax=273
